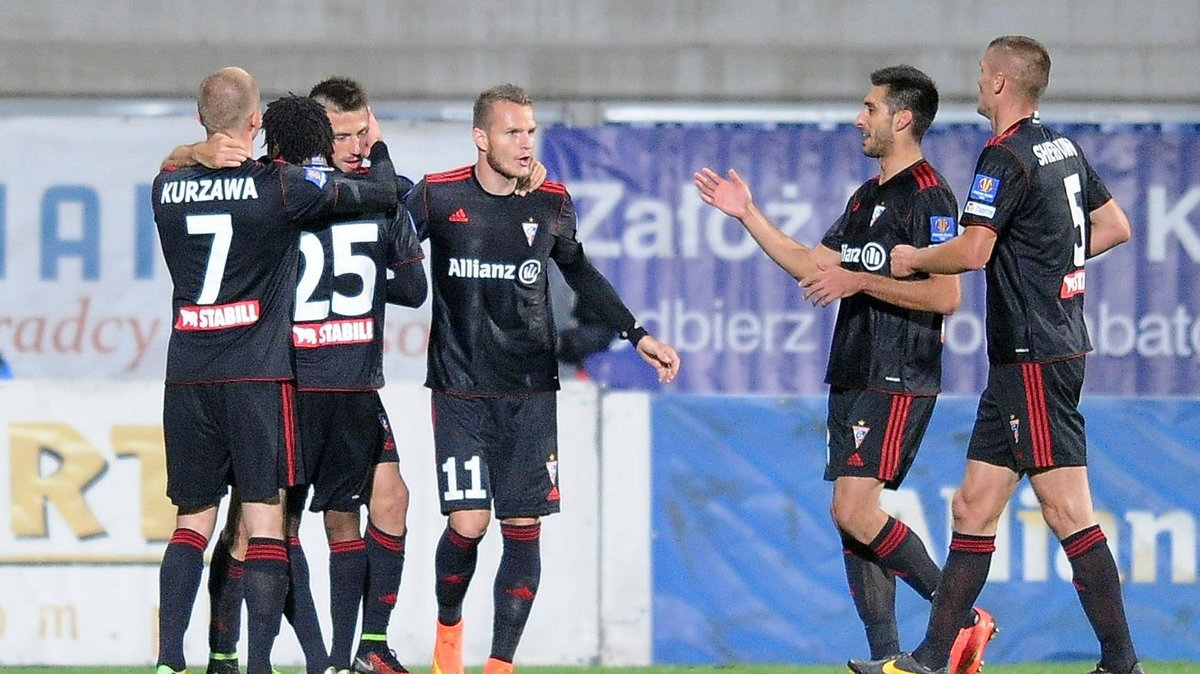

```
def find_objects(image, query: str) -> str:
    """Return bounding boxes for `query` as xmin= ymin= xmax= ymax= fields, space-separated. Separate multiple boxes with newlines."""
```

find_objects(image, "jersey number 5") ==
xmin=1063 ymin=173 xmax=1087 ymax=266
xmin=295 ymin=222 xmax=380 ymax=321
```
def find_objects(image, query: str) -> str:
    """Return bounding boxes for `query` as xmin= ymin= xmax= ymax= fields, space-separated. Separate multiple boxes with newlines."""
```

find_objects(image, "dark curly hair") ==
xmin=262 ymin=95 xmax=334 ymax=164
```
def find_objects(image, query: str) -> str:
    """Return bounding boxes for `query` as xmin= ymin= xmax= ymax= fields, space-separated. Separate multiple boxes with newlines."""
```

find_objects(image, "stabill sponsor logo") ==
xmin=175 ymin=300 xmax=260 ymax=331
xmin=292 ymin=318 xmax=374 ymax=347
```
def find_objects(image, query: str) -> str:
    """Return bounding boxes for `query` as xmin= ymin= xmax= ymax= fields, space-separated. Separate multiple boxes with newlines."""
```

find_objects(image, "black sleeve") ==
xmin=404 ymin=178 xmax=431 ymax=242
xmin=385 ymin=207 xmax=427 ymax=308
xmin=283 ymin=141 xmax=399 ymax=223
xmin=552 ymin=235 xmax=643 ymax=344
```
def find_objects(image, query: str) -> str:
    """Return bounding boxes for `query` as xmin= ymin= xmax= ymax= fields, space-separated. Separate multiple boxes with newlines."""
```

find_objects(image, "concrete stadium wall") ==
xmin=1 ymin=0 xmax=1197 ymax=104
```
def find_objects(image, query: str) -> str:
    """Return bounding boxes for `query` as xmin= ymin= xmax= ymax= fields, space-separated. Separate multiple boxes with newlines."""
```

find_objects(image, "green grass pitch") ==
xmin=2 ymin=665 xmax=1200 ymax=674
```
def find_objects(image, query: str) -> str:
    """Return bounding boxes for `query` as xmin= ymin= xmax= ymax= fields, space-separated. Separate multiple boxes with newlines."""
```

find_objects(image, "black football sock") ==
xmin=244 ymin=537 xmax=289 ymax=674
xmin=868 ymin=516 xmax=941 ymax=601
xmin=911 ymin=533 xmax=995 ymax=671
xmin=840 ymin=530 xmax=899 ymax=658
xmin=328 ymin=537 xmax=367 ymax=668
xmin=284 ymin=536 xmax=330 ymax=673
xmin=157 ymin=528 xmax=208 ymax=670
xmin=435 ymin=525 xmax=482 ymax=626
xmin=491 ymin=522 xmax=542 ymax=661
xmin=1063 ymin=525 xmax=1139 ymax=674
xmin=361 ymin=523 xmax=406 ymax=638
xmin=207 ymin=535 xmax=244 ymax=657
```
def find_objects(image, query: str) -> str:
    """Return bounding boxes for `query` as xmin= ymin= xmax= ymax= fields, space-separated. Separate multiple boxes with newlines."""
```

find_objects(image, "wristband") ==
xmin=622 ymin=325 xmax=649 ymax=346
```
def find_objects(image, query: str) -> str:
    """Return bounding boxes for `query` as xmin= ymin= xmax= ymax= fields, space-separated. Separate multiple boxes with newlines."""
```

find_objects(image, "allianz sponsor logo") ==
xmin=159 ymin=177 xmax=259 ymax=203
xmin=292 ymin=317 xmax=374 ymax=348
xmin=447 ymin=257 xmax=542 ymax=284
xmin=839 ymin=242 xmax=887 ymax=271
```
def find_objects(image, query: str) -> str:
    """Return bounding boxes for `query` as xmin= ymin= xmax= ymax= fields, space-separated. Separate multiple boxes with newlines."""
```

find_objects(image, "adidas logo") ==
xmin=847 ymin=452 xmax=865 ymax=467
xmin=449 ymin=207 xmax=469 ymax=223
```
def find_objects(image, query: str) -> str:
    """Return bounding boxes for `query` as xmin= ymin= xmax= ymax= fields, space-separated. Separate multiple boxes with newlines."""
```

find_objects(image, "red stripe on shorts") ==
xmin=1022 ymin=363 xmax=1053 ymax=467
xmin=879 ymin=394 xmax=912 ymax=481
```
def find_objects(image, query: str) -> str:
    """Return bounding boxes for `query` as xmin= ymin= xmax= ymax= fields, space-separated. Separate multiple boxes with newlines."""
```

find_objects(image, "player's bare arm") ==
xmin=801 ymin=262 xmax=961 ymax=315
xmin=160 ymin=132 xmax=252 ymax=170
xmin=694 ymin=167 xmax=822 ymax=281
xmin=1087 ymin=198 xmax=1132 ymax=257
xmin=892 ymin=225 xmax=997 ymax=277
xmin=633 ymin=334 xmax=681 ymax=383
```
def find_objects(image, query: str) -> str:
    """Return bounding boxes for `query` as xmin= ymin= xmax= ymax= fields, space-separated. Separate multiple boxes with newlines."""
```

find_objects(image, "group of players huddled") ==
xmin=152 ymin=68 xmax=679 ymax=674
xmin=152 ymin=31 xmax=1145 ymax=674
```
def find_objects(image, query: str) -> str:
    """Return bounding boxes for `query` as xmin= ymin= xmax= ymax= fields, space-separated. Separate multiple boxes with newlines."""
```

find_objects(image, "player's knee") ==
xmin=323 ymin=508 xmax=361 ymax=542
xmin=448 ymin=510 xmax=490 ymax=539
xmin=951 ymin=488 xmax=1000 ymax=533
xmin=1041 ymin=502 xmax=1092 ymax=539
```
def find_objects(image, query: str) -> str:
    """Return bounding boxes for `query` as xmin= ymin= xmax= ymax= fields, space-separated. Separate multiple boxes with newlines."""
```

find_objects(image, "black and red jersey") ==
xmin=959 ymin=116 xmax=1111 ymax=364
xmin=820 ymin=159 xmax=959 ymax=395
xmin=152 ymin=146 xmax=397 ymax=384
xmin=292 ymin=168 xmax=425 ymax=391
xmin=407 ymin=166 xmax=638 ymax=395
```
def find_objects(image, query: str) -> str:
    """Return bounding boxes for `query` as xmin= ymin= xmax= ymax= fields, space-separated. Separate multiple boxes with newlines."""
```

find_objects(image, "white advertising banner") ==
xmin=0 ymin=379 xmax=608 ymax=667
xmin=0 ymin=115 xmax=479 ymax=383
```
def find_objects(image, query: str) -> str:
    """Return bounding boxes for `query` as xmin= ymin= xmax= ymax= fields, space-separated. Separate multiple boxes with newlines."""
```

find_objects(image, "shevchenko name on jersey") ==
xmin=958 ymin=117 xmax=1112 ymax=364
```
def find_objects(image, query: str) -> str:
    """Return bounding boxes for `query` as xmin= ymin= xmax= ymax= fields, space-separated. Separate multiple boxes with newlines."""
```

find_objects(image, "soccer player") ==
xmin=407 ymin=83 xmax=680 ymax=674
xmin=849 ymin=37 xmax=1139 ymax=674
xmin=695 ymin=65 xmax=994 ymax=671
xmin=298 ymin=78 xmax=426 ymax=674
xmin=152 ymin=68 xmax=398 ymax=674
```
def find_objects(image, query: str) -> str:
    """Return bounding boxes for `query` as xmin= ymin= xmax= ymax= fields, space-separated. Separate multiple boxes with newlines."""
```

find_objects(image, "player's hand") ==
xmin=194 ymin=133 xmax=252 ymax=169
xmin=891 ymin=244 xmax=919 ymax=277
xmin=635 ymin=334 xmax=681 ymax=384
xmin=694 ymin=167 xmax=753 ymax=220
xmin=364 ymin=106 xmax=383 ymax=151
xmin=516 ymin=159 xmax=547 ymax=196
xmin=801 ymin=261 xmax=862 ymax=307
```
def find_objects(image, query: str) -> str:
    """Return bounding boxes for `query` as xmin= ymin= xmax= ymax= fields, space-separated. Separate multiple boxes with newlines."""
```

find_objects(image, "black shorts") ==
xmin=296 ymin=390 xmax=398 ymax=513
xmin=431 ymin=391 xmax=560 ymax=519
xmin=162 ymin=380 xmax=296 ymax=508
xmin=823 ymin=387 xmax=936 ymax=489
xmin=967 ymin=357 xmax=1086 ymax=473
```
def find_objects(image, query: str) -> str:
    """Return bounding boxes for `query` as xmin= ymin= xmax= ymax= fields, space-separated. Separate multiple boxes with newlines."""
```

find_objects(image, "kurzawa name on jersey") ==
xmin=160 ymin=177 xmax=260 ymax=204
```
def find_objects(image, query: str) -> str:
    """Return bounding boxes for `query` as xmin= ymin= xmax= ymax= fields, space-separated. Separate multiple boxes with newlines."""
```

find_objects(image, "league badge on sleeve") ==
xmin=929 ymin=215 xmax=957 ymax=243
xmin=304 ymin=167 xmax=328 ymax=189
xmin=969 ymin=174 xmax=1000 ymax=203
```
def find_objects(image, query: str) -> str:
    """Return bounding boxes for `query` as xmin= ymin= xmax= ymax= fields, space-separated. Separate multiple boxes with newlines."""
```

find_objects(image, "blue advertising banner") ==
xmin=541 ymin=124 xmax=1200 ymax=395
xmin=649 ymin=394 xmax=1200 ymax=664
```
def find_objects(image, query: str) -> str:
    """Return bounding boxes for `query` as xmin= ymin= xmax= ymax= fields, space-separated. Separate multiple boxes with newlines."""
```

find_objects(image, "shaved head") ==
xmin=986 ymin=35 xmax=1051 ymax=103
xmin=197 ymin=66 xmax=261 ymax=134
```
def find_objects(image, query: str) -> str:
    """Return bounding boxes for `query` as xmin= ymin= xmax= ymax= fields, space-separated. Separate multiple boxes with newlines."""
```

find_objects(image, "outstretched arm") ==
xmin=694 ymin=167 xmax=827 ymax=280
xmin=801 ymin=264 xmax=961 ymax=315
xmin=892 ymin=225 xmax=997 ymax=277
